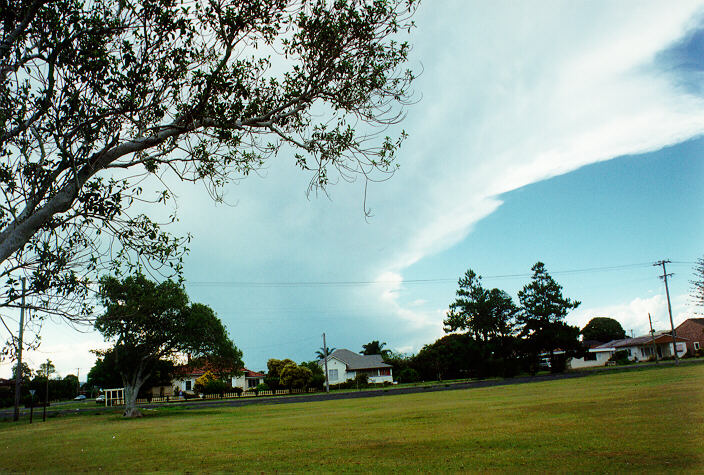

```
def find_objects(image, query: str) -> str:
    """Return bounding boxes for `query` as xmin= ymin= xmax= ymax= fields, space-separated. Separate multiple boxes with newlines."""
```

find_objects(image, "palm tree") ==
xmin=361 ymin=340 xmax=389 ymax=356
xmin=315 ymin=346 xmax=336 ymax=359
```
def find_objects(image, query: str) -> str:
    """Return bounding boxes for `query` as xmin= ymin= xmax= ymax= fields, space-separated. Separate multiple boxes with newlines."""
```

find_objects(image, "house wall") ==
xmin=324 ymin=358 xmax=349 ymax=384
xmin=173 ymin=377 xmax=196 ymax=393
xmin=148 ymin=385 xmax=174 ymax=397
xmin=625 ymin=342 xmax=686 ymax=361
xmin=232 ymin=375 xmax=264 ymax=390
xmin=321 ymin=357 xmax=393 ymax=384
xmin=569 ymin=350 xmax=613 ymax=369
xmin=675 ymin=320 xmax=704 ymax=355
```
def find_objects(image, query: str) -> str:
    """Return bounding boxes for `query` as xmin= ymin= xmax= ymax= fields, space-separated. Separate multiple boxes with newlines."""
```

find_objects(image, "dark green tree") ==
xmin=86 ymin=347 xmax=175 ymax=396
xmin=86 ymin=349 xmax=123 ymax=391
xmin=581 ymin=317 xmax=626 ymax=343
xmin=315 ymin=347 xmax=336 ymax=360
xmin=95 ymin=274 xmax=242 ymax=417
xmin=517 ymin=262 xmax=581 ymax=373
xmin=412 ymin=333 xmax=481 ymax=381
xmin=265 ymin=358 xmax=295 ymax=389
xmin=300 ymin=361 xmax=325 ymax=390
xmin=361 ymin=340 xmax=389 ymax=356
xmin=11 ymin=362 xmax=32 ymax=381
xmin=443 ymin=270 xmax=518 ymax=342
xmin=38 ymin=360 xmax=56 ymax=379
xmin=279 ymin=362 xmax=312 ymax=389
xmin=0 ymin=0 xmax=419 ymax=354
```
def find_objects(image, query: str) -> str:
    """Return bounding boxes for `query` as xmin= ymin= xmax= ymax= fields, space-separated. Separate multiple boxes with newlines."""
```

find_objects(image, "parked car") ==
xmin=74 ymin=394 xmax=86 ymax=401
xmin=95 ymin=395 xmax=105 ymax=404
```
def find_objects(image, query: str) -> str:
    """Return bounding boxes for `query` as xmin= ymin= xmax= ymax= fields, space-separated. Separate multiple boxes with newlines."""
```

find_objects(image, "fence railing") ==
xmin=133 ymin=387 xmax=321 ymax=405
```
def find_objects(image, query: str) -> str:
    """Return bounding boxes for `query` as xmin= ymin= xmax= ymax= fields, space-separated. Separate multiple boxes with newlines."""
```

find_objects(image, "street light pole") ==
xmin=12 ymin=277 xmax=26 ymax=422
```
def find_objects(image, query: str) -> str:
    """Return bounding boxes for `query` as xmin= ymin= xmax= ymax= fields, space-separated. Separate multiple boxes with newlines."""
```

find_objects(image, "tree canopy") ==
xmin=581 ymin=317 xmax=626 ymax=343
xmin=279 ymin=361 xmax=312 ymax=389
xmin=315 ymin=346 xmax=335 ymax=359
xmin=0 ymin=0 xmax=418 ymax=356
xmin=518 ymin=262 xmax=581 ymax=372
xmin=443 ymin=269 xmax=517 ymax=341
xmin=95 ymin=274 xmax=242 ymax=416
xmin=361 ymin=340 xmax=389 ymax=356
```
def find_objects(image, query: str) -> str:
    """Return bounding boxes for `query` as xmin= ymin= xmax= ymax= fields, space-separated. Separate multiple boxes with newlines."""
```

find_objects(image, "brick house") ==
xmin=675 ymin=318 xmax=704 ymax=355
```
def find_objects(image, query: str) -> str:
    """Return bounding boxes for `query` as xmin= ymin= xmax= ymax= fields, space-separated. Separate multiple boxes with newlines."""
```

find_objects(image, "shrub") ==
xmin=353 ymin=373 xmax=369 ymax=388
xmin=609 ymin=350 xmax=631 ymax=365
xmin=396 ymin=368 xmax=420 ymax=384
xmin=232 ymin=387 xmax=243 ymax=396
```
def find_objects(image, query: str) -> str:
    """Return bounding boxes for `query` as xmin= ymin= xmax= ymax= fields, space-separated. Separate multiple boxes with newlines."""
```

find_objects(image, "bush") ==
xmin=255 ymin=383 xmax=269 ymax=393
xmin=232 ymin=387 xmax=243 ymax=396
xmin=353 ymin=373 xmax=369 ymax=388
xmin=396 ymin=368 xmax=420 ymax=384
xmin=609 ymin=350 xmax=631 ymax=365
xmin=205 ymin=380 xmax=228 ymax=395
xmin=550 ymin=354 xmax=567 ymax=374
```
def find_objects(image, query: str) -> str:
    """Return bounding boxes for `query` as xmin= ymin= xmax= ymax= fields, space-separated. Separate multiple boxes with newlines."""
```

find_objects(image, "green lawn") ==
xmin=0 ymin=364 xmax=702 ymax=472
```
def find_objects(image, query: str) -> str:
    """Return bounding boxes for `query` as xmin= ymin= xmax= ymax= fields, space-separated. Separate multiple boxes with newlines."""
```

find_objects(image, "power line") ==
xmin=185 ymin=261 xmax=657 ymax=288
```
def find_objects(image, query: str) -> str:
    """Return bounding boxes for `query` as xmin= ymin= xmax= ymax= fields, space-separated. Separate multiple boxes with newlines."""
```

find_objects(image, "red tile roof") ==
xmin=174 ymin=364 xmax=263 ymax=378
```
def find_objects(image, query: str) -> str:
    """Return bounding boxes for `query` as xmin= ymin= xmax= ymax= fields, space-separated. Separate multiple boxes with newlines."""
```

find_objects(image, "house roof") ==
xmin=322 ymin=349 xmax=391 ymax=370
xmin=678 ymin=318 xmax=704 ymax=328
xmin=174 ymin=365 xmax=262 ymax=378
xmin=244 ymin=369 xmax=265 ymax=378
xmin=581 ymin=339 xmax=604 ymax=349
xmin=596 ymin=333 xmax=688 ymax=349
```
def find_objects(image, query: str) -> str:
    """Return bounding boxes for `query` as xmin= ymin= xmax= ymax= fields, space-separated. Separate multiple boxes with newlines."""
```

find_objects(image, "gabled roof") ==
xmin=244 ymin=369 xmax=265 ymax=378
xmin=596 ymin=333 xmax=688 ymax=349
xmin=678 ymin=318 xmax=704 ymax=327
xmin=322 ymin=349 xmax=391 ymax=370
xmin=174 ymin=364 xmax=259 ymax=378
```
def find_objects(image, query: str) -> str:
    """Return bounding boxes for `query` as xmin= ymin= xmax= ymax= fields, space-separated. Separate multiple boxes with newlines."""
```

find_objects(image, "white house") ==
xmin=318 ymin=349 xmax=393 ymax=384
xmin=172 ymin=365 xmax=265 ymax=393
xmin=569 ymin=332 xmax=688 ymax=369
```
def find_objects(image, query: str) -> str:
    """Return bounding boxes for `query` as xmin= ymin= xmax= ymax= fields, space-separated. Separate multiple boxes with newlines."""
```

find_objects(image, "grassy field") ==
xmin=0 ymin=364 xmax=702 ymax=472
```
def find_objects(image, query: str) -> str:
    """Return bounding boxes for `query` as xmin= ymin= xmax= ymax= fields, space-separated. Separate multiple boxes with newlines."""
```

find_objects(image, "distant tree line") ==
xmin=1 ymin=361 xmax=79 ymax=408
xmin=381 ymin=262 xmax=587 ymax=382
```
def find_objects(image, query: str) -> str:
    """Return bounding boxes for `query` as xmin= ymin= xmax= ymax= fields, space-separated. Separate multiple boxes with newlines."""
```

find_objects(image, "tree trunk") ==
xmin=122 ymin=373 xmax=147 ymax=418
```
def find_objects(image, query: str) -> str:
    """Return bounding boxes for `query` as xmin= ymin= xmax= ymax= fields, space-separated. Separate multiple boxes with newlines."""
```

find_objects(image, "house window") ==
xmin=379 ymin=368 xmax=391 ymax=376
xmin=694 ymin=342 xmax=700 ymax=351
xmin=247 ymin=379 xmax=258 ymax=388
xmin=584 ymin=352 xmax=597 ymax=361
xmin=185 ymin=380 xmax=192 ymax=391
xmin=328 ymin=369 xmax=338 ymax=381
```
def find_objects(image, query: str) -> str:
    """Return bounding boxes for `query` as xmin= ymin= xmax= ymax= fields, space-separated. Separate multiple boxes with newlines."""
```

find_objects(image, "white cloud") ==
xmin=568 ymin=293 xmax=693 ymax=337
xmin=7 ymin=2 xmax=704 ymax=372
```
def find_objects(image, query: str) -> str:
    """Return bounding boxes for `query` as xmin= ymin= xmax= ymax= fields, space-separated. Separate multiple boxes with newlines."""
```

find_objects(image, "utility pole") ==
xmin=76 ymin=368 xmax=80 ymax=396
xmin=322 ymin=333 xmax=330 ymax=393
xmin=654 ymin=260 xmax=679 ymax=365
xmin=648 ymin=313 xmax=658 ymax=363
xmin=43 ymin=358 xmax=50 ymax=422
xmin=12 ymin=277 xmax=26 ymax=422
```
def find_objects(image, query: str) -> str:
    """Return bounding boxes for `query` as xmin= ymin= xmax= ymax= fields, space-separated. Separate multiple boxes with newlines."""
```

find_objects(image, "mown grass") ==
xmin=0 ymin=364 xmax=702 ymax=472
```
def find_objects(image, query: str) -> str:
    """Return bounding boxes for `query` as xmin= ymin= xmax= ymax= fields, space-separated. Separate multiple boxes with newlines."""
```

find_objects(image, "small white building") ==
xmin=318 ymin=349 xmax=393 ymax=384
xmin=569 ymin=333 xmax=688 ymax=369
xmin=172 ymin=366 xmax=265 ymax=393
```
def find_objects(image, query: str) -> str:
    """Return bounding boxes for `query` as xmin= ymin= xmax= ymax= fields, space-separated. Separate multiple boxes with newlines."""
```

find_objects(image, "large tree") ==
xmin=361 ymin=340 xmax=389 ymax=356
xmin=581 ymin=317 xmax=626 ymax=343
xmin=0 ymin=0 xmax=418 ymax=355
xmin=517 ymin=262 xmax=581 ymax=373
xmin=443 ymin=269 xmax=517 ymax=342
xmin=95 ymin=274 xmax=242 ymax=417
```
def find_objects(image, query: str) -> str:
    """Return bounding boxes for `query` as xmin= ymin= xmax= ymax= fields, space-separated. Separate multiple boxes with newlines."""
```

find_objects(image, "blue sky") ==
xmin=2 ymin=1 xmax=704 ymax=378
